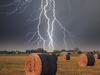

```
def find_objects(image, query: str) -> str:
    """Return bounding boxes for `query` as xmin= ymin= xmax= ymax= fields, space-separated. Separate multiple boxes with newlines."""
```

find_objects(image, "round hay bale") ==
xmin=79 ymin=53 xmax=95 ymax=67
xmin=94 ymin=54 xmax=100 ymax=59
xmin=58 ymin=54 xmax=70 ymax=61
xmin=58 ymin=55 xmax=66 ymax=61
xmin=25 ymin=53 xmax=57 ymax=75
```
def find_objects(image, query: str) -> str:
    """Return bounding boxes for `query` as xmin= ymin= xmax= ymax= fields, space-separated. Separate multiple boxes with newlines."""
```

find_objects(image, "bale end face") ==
xmin=24 ymin=53 xmax=57 ymax=75
xmin=58 ymin=55 xmax=66 ymax=61
xmin=24 ymin=53 xmax=42 ymax=75
xmin=79 ymin=53 xmax=95 ymax=67
xmin=58 ymin=54 xmax=70 ymax=61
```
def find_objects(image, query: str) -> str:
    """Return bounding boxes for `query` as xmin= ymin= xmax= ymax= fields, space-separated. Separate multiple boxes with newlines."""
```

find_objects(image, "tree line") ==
xmin=0 ymin=48 xmax=47 ymax=54
xmin=0 ymin=48 xmax=99 ymax=55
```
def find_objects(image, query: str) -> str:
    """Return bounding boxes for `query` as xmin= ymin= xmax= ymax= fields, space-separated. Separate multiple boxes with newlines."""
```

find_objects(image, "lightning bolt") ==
xmin=36 ymin=0 xmax=55 ymax=50
xmin=44 ymin=0 xmax=55 ymax=50
xmin=27 ymin=0 xmax=73 ymax=51
xmin=0 ymin=0 xmax=77 ymax=51
xmin=37 ymin=0 xmax=46 ymax=49
xmin=38 ymin=0 xmax=72 ymax=50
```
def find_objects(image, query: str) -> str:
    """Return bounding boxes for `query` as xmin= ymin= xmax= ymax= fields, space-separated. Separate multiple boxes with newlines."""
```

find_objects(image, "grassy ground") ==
xmin=0 ymin=55 xmax=100 ymax=75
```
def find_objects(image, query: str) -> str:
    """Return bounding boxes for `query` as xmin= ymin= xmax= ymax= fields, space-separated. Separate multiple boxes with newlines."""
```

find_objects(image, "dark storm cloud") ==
xmin=0 ymin=0 xmax=40 ymax=50
xmin=0 ymin=0 xmax=100 ymax=50
xmin=56 ymin=0 xmax=100 ymax=49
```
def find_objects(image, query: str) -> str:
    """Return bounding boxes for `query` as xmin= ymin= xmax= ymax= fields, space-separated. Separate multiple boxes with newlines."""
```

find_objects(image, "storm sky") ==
xmin=0 ymin=0 xmax=100 ymax=51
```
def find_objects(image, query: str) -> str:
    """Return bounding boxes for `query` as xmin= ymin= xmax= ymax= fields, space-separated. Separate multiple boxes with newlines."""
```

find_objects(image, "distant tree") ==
xmin=61 ymin=49 xmax=66 ymax=52
xmin=74 ymin=48 xmax=79 ymax=51
xmin=53 ymin=50 xmax=61 ymax=56
xmin=8 ymin=51 xmax=16 ymax=54
xmin=78 ymin=51 xmax=82 ymax=54
xmin=26 ymin=50 xmax=31 ymax=54
xmin=15 ymin=51 xmax=22 ymax=54
xmin=25 ymin=48 xmax=47 ymax=54
xmin=36 ymin=48 xmax=47 ymax=53
xmin=30 ymin=50 xmax=36 ymax=53
xmin=53 ymin=50 xmax=61 ymax=53
xmin=0 ymin=51 xmax=8 ymax=54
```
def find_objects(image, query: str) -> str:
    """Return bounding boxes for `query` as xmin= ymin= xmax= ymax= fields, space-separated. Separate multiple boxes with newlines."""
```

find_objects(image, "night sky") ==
xmin=0 ymin=0 xmax=100 ymax=51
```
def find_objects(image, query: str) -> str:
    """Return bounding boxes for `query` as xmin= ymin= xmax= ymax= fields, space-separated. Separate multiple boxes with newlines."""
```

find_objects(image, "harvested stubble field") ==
xmin=0 ymin=55 xmax=100 ymax=75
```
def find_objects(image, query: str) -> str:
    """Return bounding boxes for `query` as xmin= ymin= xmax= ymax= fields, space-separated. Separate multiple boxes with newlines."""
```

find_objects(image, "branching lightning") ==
xmin=36 ymin=0 xmax=72 ymax=50
xmin=0 ymin=0 xmax=32 ymax=14
xmin=37 ymin=0 xmax=46 ymax=49
xmin=0 ymin=0 xmax=75 ymax=51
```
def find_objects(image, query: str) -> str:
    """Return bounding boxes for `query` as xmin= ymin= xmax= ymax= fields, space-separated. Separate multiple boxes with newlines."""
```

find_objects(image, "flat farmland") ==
xmin=0 ymin=55 xmax=100 ymax=75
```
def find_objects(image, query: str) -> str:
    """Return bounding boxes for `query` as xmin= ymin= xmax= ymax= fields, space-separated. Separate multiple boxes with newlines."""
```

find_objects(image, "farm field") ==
xmin=0 ymin=55 xmax=100 ymax=75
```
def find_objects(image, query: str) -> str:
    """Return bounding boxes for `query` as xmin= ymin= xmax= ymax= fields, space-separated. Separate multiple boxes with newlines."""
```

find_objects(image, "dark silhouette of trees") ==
xmin=36 ymin=48 xmax=47 ymax=53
